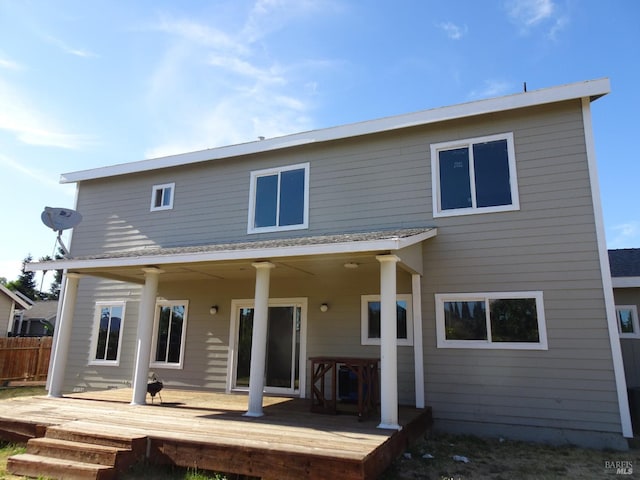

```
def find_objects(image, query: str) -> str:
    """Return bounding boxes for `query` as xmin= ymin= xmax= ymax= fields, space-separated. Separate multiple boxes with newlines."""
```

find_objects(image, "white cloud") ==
xmin=467 ymin=79 xmax=514 ymax=100
xmin=0 ymin=153 xmax=73 ymax=193
xmin=505 ymin=0 xmax=568 ymax=38
xmin=43 ymin=34 xmax=98 ymax=58
xmin=609 ymin=221 xmax=640 ymax=249
xmin=438 ymin=22 xmax=468 ymax=40
xmin=0 ymin=78 xmax=94 ymax=149
xmin=506 ymin=0 xmax=554 ymax=26
xmin=0 ymin=54 xmax=23 ymax=71
xmin=143 ymin=1 xmax=337 ymax=157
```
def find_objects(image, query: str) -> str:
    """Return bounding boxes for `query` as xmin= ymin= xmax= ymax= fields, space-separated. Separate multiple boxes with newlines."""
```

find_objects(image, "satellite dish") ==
xmin=41 ymin=207 xmax=82 ymax=232
xmin=41 ymin=207 xmax=83 ymax=257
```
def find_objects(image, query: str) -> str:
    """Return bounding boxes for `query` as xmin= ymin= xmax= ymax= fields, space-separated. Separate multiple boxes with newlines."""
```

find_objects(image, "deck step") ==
xmin=45 ymin=424 xmax=147 ymax=453
xmin=7 ymin=453 xmax=116 ymax=480
xmin=27 ymin=437 xmax=129 ymax=467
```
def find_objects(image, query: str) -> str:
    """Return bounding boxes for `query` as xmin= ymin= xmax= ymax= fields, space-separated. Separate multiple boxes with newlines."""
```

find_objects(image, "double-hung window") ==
xmin=90 ymin=301 xmax=126 ymax=365
xmin=248 ymin=163 xmax=309 ymax=233
xmin=150 ymin=300 xmax=188 ymax=369
xmin=616 ymin=305 xmax=640 ymax=338
xmin=431 ymin=133 xmax=519 ymax=217
xmin=150 ymin=183 xmax=175 ymax=211
xmin=361 ymin=294 xmax=413 ymax=346
xmin=435 ymin=292 xmax=547 ymax=350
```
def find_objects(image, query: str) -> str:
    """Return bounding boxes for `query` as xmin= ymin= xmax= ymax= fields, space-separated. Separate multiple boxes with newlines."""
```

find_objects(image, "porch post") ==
xmin=412 ymin=273 xmax=425 ymax=409
xmin=131 ymin=267 xmax=163 ymax=405
xmin=377 ymin=254 xmax=401 ymax=430
xmin=48 ymin=272 xmax=81 ymax=398
xmin=245 ymin=261 xmax=275 ymax=417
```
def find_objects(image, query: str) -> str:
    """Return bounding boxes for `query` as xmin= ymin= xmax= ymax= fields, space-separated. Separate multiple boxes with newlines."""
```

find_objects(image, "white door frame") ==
xmin=226 ymin=298 xmax=308 ymax=397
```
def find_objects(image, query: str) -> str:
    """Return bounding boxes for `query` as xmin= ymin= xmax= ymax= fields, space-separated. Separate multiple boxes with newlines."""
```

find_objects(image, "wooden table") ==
xmin=309 ymin=356 xmax=379 ymax=420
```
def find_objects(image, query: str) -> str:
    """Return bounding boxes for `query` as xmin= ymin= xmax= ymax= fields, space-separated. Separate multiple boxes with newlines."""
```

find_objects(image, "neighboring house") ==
xmin=609 ymin=248 xmax=640 ymax=432
xmin=29 ymin=78 xmax=632 ymax=449
xmin=0 ymin=285 xmax=32 ymax=337
xmin=12 ymin=300 xmax=58 ymax=337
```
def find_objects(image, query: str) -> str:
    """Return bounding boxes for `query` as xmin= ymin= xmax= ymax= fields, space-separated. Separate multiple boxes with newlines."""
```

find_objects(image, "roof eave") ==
xmin=60 ymin=78 xmax=610 ymax=184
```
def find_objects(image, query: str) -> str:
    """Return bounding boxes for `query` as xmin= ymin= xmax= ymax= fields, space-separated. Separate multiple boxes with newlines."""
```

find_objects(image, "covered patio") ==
xmin=0 ymin=388 xmax=433 ymax=479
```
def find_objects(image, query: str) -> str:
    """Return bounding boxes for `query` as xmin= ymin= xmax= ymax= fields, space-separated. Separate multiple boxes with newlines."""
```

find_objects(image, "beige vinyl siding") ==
xmin=422 ymin=100 xmax=621 ymax=437
xmin=614 ymin=287 xmax=640 ymax=388
xmin=0 ymin=294 xmax=13 ymax=335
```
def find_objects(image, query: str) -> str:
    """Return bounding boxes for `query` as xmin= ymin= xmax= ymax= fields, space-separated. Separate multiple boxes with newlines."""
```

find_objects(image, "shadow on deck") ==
xmin=0 ymin=388 xmax=432 ymax=480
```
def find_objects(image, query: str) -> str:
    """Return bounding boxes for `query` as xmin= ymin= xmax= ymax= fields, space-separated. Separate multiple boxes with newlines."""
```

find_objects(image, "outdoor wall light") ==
xmin=343 ymin=262 xmax=359 ymax=269
xmin=209 ymin=305 xmax=219 ymax=315
xmin=320 ymin=303 xmax=329 ymax=313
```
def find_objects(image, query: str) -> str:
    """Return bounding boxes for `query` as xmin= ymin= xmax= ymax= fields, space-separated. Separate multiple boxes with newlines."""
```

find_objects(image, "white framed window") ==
xmin=150 ymin=182 xmax=175 ymax=211
xmin=361 ymin=294 xmax=413 ymax=346
xmin=247 ymin=163 xmax=309 ymax=234
xmin=435 ymin=291 xmax=547 ymax=350
xmin=431 ymin=132 xmax=519 ymax=218
xmin=616 ymin=305 xmax=640 ymax=338
xmin=150 ymin=300 xmax=188 ymax=369
xmin=89 ymin=301 xmax=126 ymax=365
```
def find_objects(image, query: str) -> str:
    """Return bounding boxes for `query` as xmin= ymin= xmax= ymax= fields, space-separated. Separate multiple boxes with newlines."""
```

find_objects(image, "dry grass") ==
xmin=382 ymin=432 xmax=640 ymax=480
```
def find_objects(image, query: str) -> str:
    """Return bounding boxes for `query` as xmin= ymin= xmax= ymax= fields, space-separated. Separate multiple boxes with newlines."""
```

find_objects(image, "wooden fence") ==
xmin=0 ymin=337 xmax=52 ymax=383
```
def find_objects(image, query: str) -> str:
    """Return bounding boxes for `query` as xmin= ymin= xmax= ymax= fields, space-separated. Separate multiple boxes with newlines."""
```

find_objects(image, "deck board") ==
xmin=0 ymin=388 xmax=431 ymax=479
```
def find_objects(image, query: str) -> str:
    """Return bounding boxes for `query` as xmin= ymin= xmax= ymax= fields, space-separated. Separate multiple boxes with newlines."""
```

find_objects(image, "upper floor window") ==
xmin=431 ymin=133 xmax=519 ymax=218
xmin=150 ymin=182 xmax=175 ymax=211
xmin=435 ymin=291 xmax=547 ymax=350
xmin=616 ymin=305 xmax=639 ymax=338
xmin=248 ymin=163 xmax=309 ymax=234
xmin=361 ymin=294 xmax=413 ymax=346
xmin=89 ymin=301 xmax=126 ymax=365
xmin=150 ymin=300 xmax=188 ymax=369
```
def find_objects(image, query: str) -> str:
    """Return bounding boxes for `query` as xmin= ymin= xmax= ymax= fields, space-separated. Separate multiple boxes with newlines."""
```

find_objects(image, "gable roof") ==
xmin=22 ymin=300 xmax=58 ymax=321
xmin=609 ymin=248 xmax=640 ymax=288
xmin=0 ymin=284 xmax=32 ymax=310
xmin=60 ymin=78 xmax=610 ymax=184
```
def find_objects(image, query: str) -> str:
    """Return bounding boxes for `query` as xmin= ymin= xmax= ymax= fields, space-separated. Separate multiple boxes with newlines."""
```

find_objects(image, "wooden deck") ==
xmin=0 ymin=388 xmax=432 ymax=479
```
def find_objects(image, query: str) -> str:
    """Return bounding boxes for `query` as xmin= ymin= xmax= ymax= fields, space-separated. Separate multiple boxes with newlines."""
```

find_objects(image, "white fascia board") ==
xmin=25 ymin=229 xmax=437 ymax=272
xmin=612 ymin=277 xmax=640 ymax=288
xmin=60 ymin=79 xmax=610 ymax=184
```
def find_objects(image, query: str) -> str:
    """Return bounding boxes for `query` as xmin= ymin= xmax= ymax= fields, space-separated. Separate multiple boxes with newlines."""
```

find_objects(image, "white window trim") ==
xmin=616 ymin=305 xmax=640 ymax=339
xmin=247 ymin=162 xmax=309 ymax=234
xmin=150 ymin=182 xmax=175 ymax=211
xmin=150 ymin=299 xmax=189 ymax=369
xmin=435 ymin=291 xmax=547 ymax=350
xmin=431 ymin=132 xmax=520 ymax=218
xmin=88 ymin=301 xmax=126 ymax=366
xmin=361 ymin=294 xmax=414 ymax=346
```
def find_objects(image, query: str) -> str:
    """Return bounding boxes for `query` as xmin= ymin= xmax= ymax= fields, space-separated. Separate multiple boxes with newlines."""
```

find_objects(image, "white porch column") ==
xmin=412 ymin=273 xmax=425 ymax=409
xmin=131 ymin=267 xmax=163 ymax=405
xmin=46 ymin=270 xmax=68 ymax=391
xmin=377 ymin=254 xmax=401 ymax=430
xmin=245 ymin=261 xmax=275 ymax=417
xmin=48 ymin=272 xmax=81 ymax=398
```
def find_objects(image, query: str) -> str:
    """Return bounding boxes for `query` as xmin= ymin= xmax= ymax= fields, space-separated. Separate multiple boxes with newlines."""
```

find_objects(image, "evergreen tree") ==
xmin=8 ymin=255 xmax=38 ymax=301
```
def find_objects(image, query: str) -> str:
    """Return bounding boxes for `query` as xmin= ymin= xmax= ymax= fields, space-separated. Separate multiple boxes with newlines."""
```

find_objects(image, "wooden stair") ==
xmin=7 ymin=424 xmax=147 ymax=480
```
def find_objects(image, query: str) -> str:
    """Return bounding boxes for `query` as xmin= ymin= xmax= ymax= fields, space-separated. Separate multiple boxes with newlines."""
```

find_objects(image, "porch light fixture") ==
xmin=209 ymin=305 xmax=219 ymax=315
xmin=320 ymin=303 xmax=329 ymax=313
xmin=343 ymin=262 xmax=359 ymax=269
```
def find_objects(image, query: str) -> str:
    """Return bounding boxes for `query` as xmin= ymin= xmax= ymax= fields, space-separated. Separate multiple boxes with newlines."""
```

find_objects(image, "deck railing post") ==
xmin=245 ymin=261 xmax=274 ymax=417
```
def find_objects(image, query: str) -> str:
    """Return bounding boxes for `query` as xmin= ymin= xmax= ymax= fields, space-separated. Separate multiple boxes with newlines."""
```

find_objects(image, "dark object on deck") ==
xmin=147 ymin=374 xmax=163 ymax=404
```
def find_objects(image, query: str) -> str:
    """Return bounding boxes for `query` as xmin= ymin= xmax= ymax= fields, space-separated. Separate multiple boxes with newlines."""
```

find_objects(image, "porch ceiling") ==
xmin=27 ymin=227 xmax=437 ymax=284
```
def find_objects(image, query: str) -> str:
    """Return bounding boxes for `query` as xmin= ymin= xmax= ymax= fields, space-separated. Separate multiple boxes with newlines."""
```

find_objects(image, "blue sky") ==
xmin=1 ymin=0 xmax=639 ymax=288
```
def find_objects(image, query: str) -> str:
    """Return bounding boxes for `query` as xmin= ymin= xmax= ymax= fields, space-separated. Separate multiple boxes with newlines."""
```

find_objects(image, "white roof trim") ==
xmin=0 ymin=284 xmax=32 ymax=310
xmin=612 ymin=277 xmax=640 ymax=288
xmin=26 ymin=228 xmax=438 ymax=272
xmin=60 ymin=78 xmax=610 ymax=184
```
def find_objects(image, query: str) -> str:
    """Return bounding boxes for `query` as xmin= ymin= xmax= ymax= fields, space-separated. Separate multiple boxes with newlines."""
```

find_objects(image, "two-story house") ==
xmin=29 ymin=78 xmax=632 ymax=449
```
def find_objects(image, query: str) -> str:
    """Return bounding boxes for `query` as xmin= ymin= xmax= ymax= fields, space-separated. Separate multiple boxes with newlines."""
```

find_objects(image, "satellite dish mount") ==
xmin=41 ymin=207 xmax=83 ymax=258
